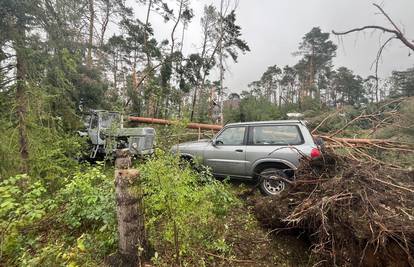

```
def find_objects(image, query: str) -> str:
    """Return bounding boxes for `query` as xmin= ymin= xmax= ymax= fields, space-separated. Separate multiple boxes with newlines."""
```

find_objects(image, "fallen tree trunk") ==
xmin=128 ymin=116 xmax=223 ymax=131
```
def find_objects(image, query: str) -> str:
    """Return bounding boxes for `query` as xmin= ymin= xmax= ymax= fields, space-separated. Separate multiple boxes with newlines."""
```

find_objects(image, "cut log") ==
xmin=113 ymin=149 xmax=147 ymax=267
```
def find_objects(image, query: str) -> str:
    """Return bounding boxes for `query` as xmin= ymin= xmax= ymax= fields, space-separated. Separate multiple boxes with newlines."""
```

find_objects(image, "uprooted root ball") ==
xmin=252 ymin=150 xmax=414 ymax=266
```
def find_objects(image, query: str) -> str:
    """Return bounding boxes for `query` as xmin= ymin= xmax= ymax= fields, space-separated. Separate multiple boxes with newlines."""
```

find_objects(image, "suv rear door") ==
xmin=245 ymin=124 xmax=306 ymax=174
xmin=203 ymin=126 xmax=248 ymax=178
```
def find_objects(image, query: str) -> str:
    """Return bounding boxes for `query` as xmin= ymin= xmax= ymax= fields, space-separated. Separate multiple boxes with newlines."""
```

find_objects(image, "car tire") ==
xmin=179 ymin=155 xmax=192 ymax=166
xmin=179 ymin=156 xmax=200 ymax=171
xmin=258 ymin=168 xmax=288 ymax=196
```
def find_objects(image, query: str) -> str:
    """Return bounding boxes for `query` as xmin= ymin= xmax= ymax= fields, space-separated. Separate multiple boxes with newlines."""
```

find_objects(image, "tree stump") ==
xmin=112 ymin=149 xmax=147 ymax=267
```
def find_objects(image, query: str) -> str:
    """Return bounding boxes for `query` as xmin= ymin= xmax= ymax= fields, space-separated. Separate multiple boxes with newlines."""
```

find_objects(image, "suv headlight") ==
xmin=132 ymin=142 xmax=138 ymax=149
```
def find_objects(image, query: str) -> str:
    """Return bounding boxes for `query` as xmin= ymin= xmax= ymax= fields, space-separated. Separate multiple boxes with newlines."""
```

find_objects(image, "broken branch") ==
xmin=332 ymin=3 xmax=414 ymax=51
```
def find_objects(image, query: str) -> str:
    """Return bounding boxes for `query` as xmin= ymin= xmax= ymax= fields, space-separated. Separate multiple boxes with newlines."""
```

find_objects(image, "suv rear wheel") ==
xmin=259 ymin=168 xmax=288 ymax=196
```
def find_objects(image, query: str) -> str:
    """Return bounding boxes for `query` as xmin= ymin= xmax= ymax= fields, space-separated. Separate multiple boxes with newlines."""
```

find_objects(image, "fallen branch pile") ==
xmin=310 ymin=97 xmax=414 ymax=168
xmin=253 ymin=150 xmax=414 ymax=266
xmin=315 ymin=135 xmax=414 ymax=169
xmin=317 ymin=135 xmax=414 ymax=150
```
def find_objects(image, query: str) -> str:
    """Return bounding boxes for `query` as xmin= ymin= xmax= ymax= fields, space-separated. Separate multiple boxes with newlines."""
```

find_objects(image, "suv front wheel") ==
xmin=259 ymin=168 xmax=288 ymax=196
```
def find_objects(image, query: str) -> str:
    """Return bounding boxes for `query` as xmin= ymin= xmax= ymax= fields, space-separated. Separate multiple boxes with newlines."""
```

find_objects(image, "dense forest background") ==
xmin=0 ymin=0 xmax=413 ymax=265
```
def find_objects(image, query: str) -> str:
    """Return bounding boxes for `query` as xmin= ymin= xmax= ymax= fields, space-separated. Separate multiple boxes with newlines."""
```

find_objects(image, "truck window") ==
xmin=100 ymin=113 xmax=121 ymax=129
xmin=250 ymin=125 xmax=303 ymax=145
xmin=90 ymin=115 xmax=99 ymax=129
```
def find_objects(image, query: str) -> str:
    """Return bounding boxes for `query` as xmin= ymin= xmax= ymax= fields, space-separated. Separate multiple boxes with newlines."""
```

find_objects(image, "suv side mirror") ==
xmin=212 ymin=139 xmax=224 ymax=146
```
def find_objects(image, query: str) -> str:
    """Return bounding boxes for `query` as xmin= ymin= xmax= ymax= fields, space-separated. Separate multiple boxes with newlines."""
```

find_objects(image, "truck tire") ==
xmin=258 ymin=168 xmax=288 ymax=196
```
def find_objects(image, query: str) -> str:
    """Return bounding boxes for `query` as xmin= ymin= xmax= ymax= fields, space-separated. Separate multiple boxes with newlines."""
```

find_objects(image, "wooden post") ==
xmin=114 ymin=149 xmax=147 ymax=266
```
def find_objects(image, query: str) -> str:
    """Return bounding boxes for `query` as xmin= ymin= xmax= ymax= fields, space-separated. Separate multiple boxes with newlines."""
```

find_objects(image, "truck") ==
xmin=79 ymin=110 xmax=155 ymax=160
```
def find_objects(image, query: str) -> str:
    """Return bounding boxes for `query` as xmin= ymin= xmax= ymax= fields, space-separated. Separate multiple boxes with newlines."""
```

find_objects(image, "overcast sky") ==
xmin=132 ymin=0 xmax=414 ymax=93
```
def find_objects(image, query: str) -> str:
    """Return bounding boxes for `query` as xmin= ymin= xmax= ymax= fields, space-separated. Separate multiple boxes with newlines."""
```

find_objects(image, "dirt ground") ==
xmin=212 ymin=182 xmax=313 ymax=267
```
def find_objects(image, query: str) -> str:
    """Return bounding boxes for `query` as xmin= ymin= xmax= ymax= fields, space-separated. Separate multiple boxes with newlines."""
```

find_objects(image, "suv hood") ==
xmin=179 ymin=139 xmax=210 ymax=147
xmin=172 ymin=139 xmax=210 ymax=151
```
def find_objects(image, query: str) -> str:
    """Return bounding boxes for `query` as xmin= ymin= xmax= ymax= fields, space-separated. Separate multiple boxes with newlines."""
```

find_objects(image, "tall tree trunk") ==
xmin=170 ymin=0 xmax=183 ymax=58
xmin=132 ymin=50 xmax=138 ymax=90
xmin=144 ymin=0 xmax=153 ymax=67
xmin=99 ymin=0 xmax=110 ymax=47
xmin=164 ymin=0 xmax=184 ymax=119
xmin=190 ymin=86 xmax=198 ymax=121
xmin=306 ymin=46 xmax=315 ymax=100
xmin=15 ymin=20 xmax=29 ymax=173
xmin=218 ymin=0 xmax=224 ymax=124
xmin=87 ymin=0 xmax=95 ymax=67
xmin=176 ymin=22 xmax=187 ymax=119
xmin=142 ymin=0 xmax=154 ymax=117
xmin=278 ymin=92 xmax=282 ymax=107
xmin=190 ymin=18 xmax=209 ymax=122
xmin=113 ymin=53 xmax=118 ymax=90
xmin=164 ymin=97 xmax=169 ymax=119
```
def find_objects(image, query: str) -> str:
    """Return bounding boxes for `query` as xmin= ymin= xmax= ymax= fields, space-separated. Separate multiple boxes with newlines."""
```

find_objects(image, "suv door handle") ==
xmin=235 ymin=149 xmax=243 ymax=152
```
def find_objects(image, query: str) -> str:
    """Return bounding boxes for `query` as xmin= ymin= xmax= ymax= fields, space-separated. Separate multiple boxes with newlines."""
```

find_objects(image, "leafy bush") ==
xmin=0 ymin=165 xmax=117 ymax=266
xmin=58 ymin=165 xmax=116 ymax=231
xmin=0 ymin=175 xmax=47 ymax=263
xmin=28 ymin=129 xmax=84 ymax=190
xmin=140 ymin=149 xmax=237 ymax=265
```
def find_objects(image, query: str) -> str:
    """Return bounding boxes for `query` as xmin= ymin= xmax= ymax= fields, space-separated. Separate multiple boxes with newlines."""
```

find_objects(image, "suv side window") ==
xmin=249 ymin=125 xmax=303 ymax=145
xmin=216 ymin=127 xmax=246 ymax=145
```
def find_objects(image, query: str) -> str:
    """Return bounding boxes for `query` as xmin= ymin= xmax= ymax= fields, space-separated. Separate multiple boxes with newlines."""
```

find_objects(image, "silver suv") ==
xmin=171 ymin=120 xmax=321 ymax=196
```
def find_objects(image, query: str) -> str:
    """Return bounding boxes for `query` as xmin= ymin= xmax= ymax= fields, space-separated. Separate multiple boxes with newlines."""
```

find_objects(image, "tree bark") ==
xmin=113 ymin=52 xmax=118 ymax=90
xmin=164 ymin=0 xmax=184 ymax=119
xmin=218 ymin=0 xmax=224 ymax=124
xmin=190 ymin=86 xmax=198 ymax=121
xmin=99 ymin=0 xmax=110 ymax=47
xmin=15 ymin=18 xmax=29 ymax=173
xmin=114 ymin=149 xmax=147 ymax=266
xmin=190 ymin=14 xmax=209 ymax=122
xmin=87 ymin=0 xmax=95 ymax=67
xmin=170 ymin=0 xmax=184 ymax=57
xmin=144 ymin=0 xmax=153 ymax=67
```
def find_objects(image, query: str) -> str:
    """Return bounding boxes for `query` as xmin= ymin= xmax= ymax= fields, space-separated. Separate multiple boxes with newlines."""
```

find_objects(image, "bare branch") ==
xmin=333 ymin=25 xmax=398 ymax=36
xmin=332 ymin=3 xmax=414 ymax=51
xmin=372 ymin=3 xmax=402 ymax=35
xmin=372 ymin=36 xmax=395 ymax=101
